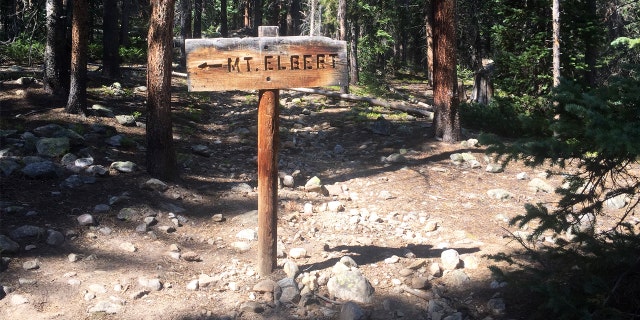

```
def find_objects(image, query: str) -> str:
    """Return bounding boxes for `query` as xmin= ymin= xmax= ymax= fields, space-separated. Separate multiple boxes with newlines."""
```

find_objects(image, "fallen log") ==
xmin=289 ymin=87 xmax=434 ymax=118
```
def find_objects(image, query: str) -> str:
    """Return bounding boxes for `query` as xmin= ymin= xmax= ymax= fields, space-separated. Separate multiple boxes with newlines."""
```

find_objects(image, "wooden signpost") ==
xmin=186 ymin=27 xmax=347 ymax=276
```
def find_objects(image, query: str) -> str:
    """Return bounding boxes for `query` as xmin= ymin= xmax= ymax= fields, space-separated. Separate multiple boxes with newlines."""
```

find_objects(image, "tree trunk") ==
xmin=120 ymin=0 xmax=131 ymax=46
xmin=221 ymin=0 xmax=228 ymax=37
xmin=348 ymin=22 xmax=359 ymax=85
xmin=286 ymin=0 xmax=301 ymax=36
xmin=66 ymin=0 xmax=88 ymax=115
xmin=425 ymin=3 xmax=434 ymax=87
xmin=552 ymin=0 xmax=560 ymax=87
xmin=337 ymin=0 xmax=347 ymax=93
xmin=44 ymin=0 xmax=69 ymax=98
xmin=147 ymin=0 xmax=178 ymax=181
xmin=432 ymin=0 xmax=460 ymax=143
xmin=253 ymin=0 xmax=262 ymax=35
xmin=584 ymin=0 xmax=597 ymax=87
xmin=179 ymin=0 xmax=192 ymax=69
xmin=193 ymin=0 xmax=202 ymax=38
xmin=103 ymin=0 xmax=120 ymax=78
xmin=471 ymin=63 xmax=494 ymax=105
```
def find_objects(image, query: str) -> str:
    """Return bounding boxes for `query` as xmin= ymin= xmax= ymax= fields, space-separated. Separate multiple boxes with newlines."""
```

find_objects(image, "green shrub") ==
xmin=481 ymin=42 xmax=640 ymax=319
xmin=0 ymin=37 xmax=44 ymax=65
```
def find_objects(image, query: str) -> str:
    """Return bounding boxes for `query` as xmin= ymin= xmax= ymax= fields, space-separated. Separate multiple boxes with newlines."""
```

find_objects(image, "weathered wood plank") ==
xmin=186 ymin=36 xmax=347 ymax=91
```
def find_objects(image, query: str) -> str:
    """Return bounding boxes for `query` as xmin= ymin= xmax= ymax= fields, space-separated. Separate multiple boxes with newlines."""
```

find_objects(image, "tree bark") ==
xmin=348 ymin=22 xmax=359 ymax=85
xmin=425 ymin=3 xmax=434 ymax=87
xmin=432 ymin=0 xmax=460 ymax=142
xmin=179 ymin=0 xmax=192 ymax=69
xmin=147 ymin=0 xmax=178 ymax=181
xmin=220 ymin=0 xmax=228 ymax=37
xmin=66 ymin=0 xmax=88 ymax=115
xmin=120 ymin=0 xmax=131 ymax=46
xmin=286 ymin=0 xmax=301 ymax=36
xmin=552 ymin=0 xmax=560 ymax=87
xmin=193 ymin=0 xmax=202 ymax=38
xmin=337 ymin=0 xmax=348 ymax=93
xmin=44 ymin=0 xmax=69 ymax=98
xmin=103 ymin=0 xmax=120 ymax=78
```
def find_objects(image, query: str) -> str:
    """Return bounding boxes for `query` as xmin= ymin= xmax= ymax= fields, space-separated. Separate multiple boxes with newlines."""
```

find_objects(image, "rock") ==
xmin=191 ymin=145 xmax=212 ymax=157
xmin=86 ymin=165 xmax=109 ymax=176
xmin=516 ymin=172 xmax=529 ymax=180
xmin=230 ymin=183 xmax=253 ymax=193
xmin=282 ymin=175 xmax=295 ymax=187
xmin=90 ymin=104 xmax=115 ymax=117
xmin=411 ymin=276 xmax=430 ymax=290
xmin=485 ymin=163 xmax=504 ymax=173
xmin=181 ymin=251 xmax=202 ymax=262
xmin=462 ymin=255 xmax=480 ymax=269
xmin=21 ymin=161 xmax=60 ymax=179
xmin=119 ymin=242 xmax=137 ymax=252
xmin=0 ymin=158 xmax=21 ymax=176
xmin=289 ymin=247 xmax=308 ymax=259
xmin=408 ymin=259 xmax=426 ymax=270
xmin=327 ymin=267 xmax=374 ymax=304
xmin=88 ymin=284 xmax=107 ymax=293
xmin=384 ymin=153 xmax=406 ymax=163
xmin=236 ymin=229 xmax=258 ymax=241
xmin=0 ymin=235 xmax=20 ymax=253
xmin=105 ymin=135 xmax=124 ymax=147
xmin=606 ymin=193 xmax=629 ymax=209
xmin=384 ymin=255 xmax=400 ymax=264
xmin=253 ymin=279 xmax=278 ymax=293
xmin=10 ymin=294 xmax=29 ymax=305
xmin=239 ymin=301 xmax=265 ymax=314
xmin=115 ymin=115 xmax=136 ymax=126
xmin=303 ymin=203 xmax=314 ymax=214
xmin=277 ymin=278 xmax=300 ymax=304
xmin=424 ymin=220 xmax=439 ymax=232
xmin=443 ymin=270 xmax=470 ymax=287
xmin=460 ymin=138 xmax=479 ymax=148
xmin=528 ymin=178 xmax=554 ymax=193
xmin=441 ymin=249 xmax=461 ymax=270
xmin=305 ymin=176 xmax=323 ymax=193
xmin=186 ymin=279 xmax=199 ymax=291
xmin=487 ymin=297 xmax=506 ymax=315
xmin=88 ymin=300 xmax=123 ymax=314
xmin=230 ymin=241 xmax=251 ymax=252
xmin=283 ymin=260 xmax=299 ymax=278
xmin=487 ymin=188 xmax=513 ymax=200
xmin=36 ymin=137 xmax=69 ymax=157
xmin=378 ymin=190 xmax=393 ymax=200
xmin=339 ymin=301 xmax=367 ymax=320
xmin=93 ymin=204 xmax=111 ymax=213
xmin=198 ymin=274 xmax=217 ymax=287
xmin=212 ymin=214 xmax=225 ymax=222
xmin=327 ymin=201 xmax=344 ymax=212
xmin=45 ymin=229 xmax=65 ymax=246
xmin=138 ymin=277 xmax=162 ymax=291
xmin=141 ymin=178 xmax=169 ymax=192
xmin=77 ymin=214 xmax=95 ymax=226
xmin=23 ymin=259 xmax=39 ymax=270
xmin=117 ymin=208 xmax=139 ymax=221
xmin=110 ymin=161 xmax=137 ymax=173
xmin=9 ymin=225 xmax=45 ymax=240
xmin=68 ymin=253 xmax=79 ymax=262
xmin=370 ymin=117 xmax=391 ymax=135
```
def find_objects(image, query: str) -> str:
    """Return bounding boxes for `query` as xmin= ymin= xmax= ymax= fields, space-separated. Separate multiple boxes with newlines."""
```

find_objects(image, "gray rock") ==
xmin=441 ymin=249 xmax=460 ymax=270
xmin=487 ymin=188 xmax=513 ymax=200
xmin=327 ymin=268 xmax=374 ymax=304
xmin=138 ymin=277 xmax=162 ymax=291
xmin=305 ymin=176 xmax=323 ymax=193
xmin=36 ymin=137 xmax=70 ymax=157
xmin=90 ymin=104 xmax=115 ymax=117
xmin=46 ymin=229 xmax=65 ymax=246
xmin=528 ymin=178 xmax=554 ymax=193
xmin=33 ymin=124 xmax=64 ymax=137
xmin=88 ymin=300 xmax=123 ymax=314
xmin=516 ymin=172 xmax=529 ymax=180
xmin=485 ymin=163 xmax=504 ymax=173
xmin=105 ymin=135 xmax=124 ymax=147
xmin=236 ymin=229 xmax=257 ymax=241
xmin=186 ymin=279 xmax=199 ymax=291
xmin=231 ymin=241 xmax=251 ymax=252
xmin=191 ymin=145 xmax=212 ymax=157
xmin=384 ymin=153 xmax=406 ymax=163
xmin=61 ymin=175 xmax=85 ymax=188
xmin=86 ymin=165 xmax=108 ymax=176
xmin=411 ymin=276 xmax=430 ymax=289
xmin=0 ymin=234 xmax=20 ymax=253
xmin=282 ymin=175 xmax=295 ymax=187
xmin=606 ymin=193 xmax=629 ymax=209
xmin=115 ymin=115 xmax=136 ymax=126
xmin=283 ymin=260 xmax=299 ymax=278
xmin=117 ymin=208 xmax=139 ymax=221
xmin=21 ymin=161 xmax=60 ymax=179
xmin=231 ymin=183 xmax=253 ymax=193
xmin=231 ymin=210 xmax=258 ymax=225
xmin=23 ymin=259 xmax=39 ymax=270
xmin=110 ymin=161 xmax=136 ymax=173
xmin=141 ymin=178 xmax=169 ymax=192
xmin=9 ymin=225 xmax=45 ymax=240
xmin=94 ymin=204 xmax=111 ymax=213
xmin=443 ymin=269 xmax=470 ymax=287
xmin=487 ymin=297 xmax=506 ymax=315
xmin=340 ymin=301 xmax=367 ymax=320
xmin=74 ymin=157 xmax=94 ymax=168
xmin=0 ymin=159 xmax=21 ymax=176
xmin=289 ymin=247 xmax=308 ymax=259
xmin=77 ymin=214 xmax=95 ymax=226
xmin=277 ymin=278 xmax=300 ymax=304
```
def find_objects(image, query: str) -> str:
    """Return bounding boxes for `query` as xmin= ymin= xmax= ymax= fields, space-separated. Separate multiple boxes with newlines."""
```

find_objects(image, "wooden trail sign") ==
xmin=185 ymin=36 xmax=347 ymax=91
xmin=185 ymin=27 xmax=347 ymax=276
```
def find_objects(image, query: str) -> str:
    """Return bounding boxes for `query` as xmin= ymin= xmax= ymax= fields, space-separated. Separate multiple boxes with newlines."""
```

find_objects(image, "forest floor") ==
xmin=0 ymin=66 xmax=622 ymax=320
